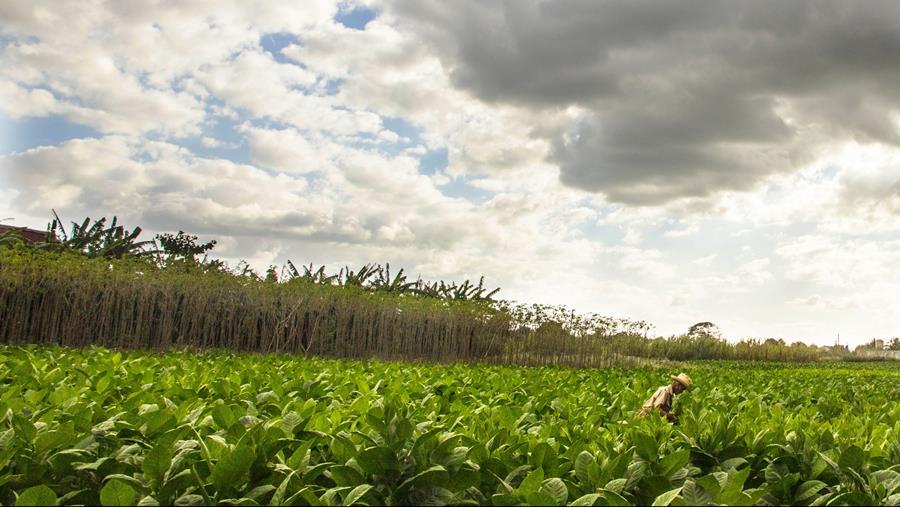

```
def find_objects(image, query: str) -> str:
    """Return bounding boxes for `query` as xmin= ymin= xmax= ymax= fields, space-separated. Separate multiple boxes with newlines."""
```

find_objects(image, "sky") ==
xmin=2 ymin=1 xmax=900 ymax=346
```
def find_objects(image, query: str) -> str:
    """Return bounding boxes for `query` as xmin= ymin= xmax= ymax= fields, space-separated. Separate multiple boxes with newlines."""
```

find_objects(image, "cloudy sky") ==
xmin=2 ymin=1 xmax=900 ymax=346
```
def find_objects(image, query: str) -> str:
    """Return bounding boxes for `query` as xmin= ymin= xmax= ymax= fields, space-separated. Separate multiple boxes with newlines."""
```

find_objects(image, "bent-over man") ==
xmin=639 ymin=373 xmax=693 ymax=423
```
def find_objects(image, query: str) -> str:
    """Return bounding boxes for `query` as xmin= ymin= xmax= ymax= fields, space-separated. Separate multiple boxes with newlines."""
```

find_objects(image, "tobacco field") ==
xmin=1 ymin=346 xmax=898 ymax=506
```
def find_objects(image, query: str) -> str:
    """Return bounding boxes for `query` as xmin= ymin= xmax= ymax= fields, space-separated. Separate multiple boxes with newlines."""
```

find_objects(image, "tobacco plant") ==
xmin=1 ymin=346 xmax=897 ymax=506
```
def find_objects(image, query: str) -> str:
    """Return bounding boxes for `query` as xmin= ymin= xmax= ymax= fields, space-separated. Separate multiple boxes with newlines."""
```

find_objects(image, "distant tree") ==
xmin=155 ymin=231 xmax=216 ymax=263
xmin=857 ymin=338 xmax=884 ymax=351
xmin=536 ymin=320 xmax=566 ymax=336
xmin=687 ymin=321 xmax=721 ymax=339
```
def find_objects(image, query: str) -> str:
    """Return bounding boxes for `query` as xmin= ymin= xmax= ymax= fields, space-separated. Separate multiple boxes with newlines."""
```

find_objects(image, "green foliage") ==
xmin=42 ymin=211 xmax=157 ymax=259
xmin=100 ymin=479 xmax=137 ymax=506
xmin=285 ymin=261 xmax=502 ymax=302
xmin=0 ymin=212 xmax=873 ymax=365
xmin=607 ymin=333 xmax=834 ymax=362
xmin=154 ymin=230 xmax=217 ymax=262
xmin=0 ymin=213 xmax=876 ymax=364
xmin=5 ymin=212 xmax=501 ymax=304
xmin=153 ymin=230 xmax=223 ymax=273
xmin=0 ymin=247 xmax=517 ymax=361
xmin=15 ymin=485 xmax=57 ymax=506
xmin=687 ymin=322 xmax=721 ymax=339
xmin=1 ymin=346 xmax=898 ymax=505
xmin=0 ymin=229 xmax=28 ymax=249
xmin=0 ymin=244 xmax=864 ymax=365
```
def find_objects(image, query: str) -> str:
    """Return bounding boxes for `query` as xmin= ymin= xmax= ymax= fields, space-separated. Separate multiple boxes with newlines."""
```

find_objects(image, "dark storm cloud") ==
xmin=388 ymin=0 xmax=900 ymax=204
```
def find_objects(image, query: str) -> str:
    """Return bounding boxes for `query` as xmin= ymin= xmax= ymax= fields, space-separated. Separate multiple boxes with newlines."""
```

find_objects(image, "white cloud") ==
xmin=786 ymin=295 xmax=862 ymax=312
xmin=200 ymin=136 xmax=222 ymax=148
xmin=1 ymin=42 xmax=205 ymax=136
xmin=285 ymin=15 xmax=554 ymax=176
xmin=730 ymin=258 xmax=774 ymax=287
xmin=663 ymin=221 xmax=700 ymax=238
xmin=776 ymin=234 xmax=900 ymax=289
xmin=0 ymin=82 xmax=62 ymax=118
xmin=244 ymin=126 xmax=335 ymax=174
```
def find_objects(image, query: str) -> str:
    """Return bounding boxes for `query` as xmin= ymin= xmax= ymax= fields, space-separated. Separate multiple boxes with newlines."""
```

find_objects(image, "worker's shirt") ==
xmin=640 ymin=385 xmax=674 ymax=416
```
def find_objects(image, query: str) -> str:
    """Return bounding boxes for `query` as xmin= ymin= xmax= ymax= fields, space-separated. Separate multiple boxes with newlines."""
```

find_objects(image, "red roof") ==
xmin=0 ymin=225 xmax=49 ymax=243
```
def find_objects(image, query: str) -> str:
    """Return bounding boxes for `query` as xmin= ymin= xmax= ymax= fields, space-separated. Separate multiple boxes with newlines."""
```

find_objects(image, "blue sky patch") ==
xmin=419 ymin=148 xmax=448 ymax=174
xmin=382 ymin=116 xmax=420 ymax=142
xmin=439 ymin=177 xmax=495 ymax=203
xmin=321 ymin=78 xmax=343 ymax=96
xmin=0 ymin=114 xmax=101 ymax=155
xmin=0 ymin=34 xmax=39 ymax=47
xmin=260 ymin=33 xmax=301 ymax=65
xmin=335 ymin=5 xmax=377 ymax=30
xmin=176 ymin=112 xmax=252 ymax=165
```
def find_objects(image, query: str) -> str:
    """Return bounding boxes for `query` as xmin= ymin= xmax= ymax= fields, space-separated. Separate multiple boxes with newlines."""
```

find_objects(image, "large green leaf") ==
xmin=526 ymin=491 xmax=557 ymax=506
xmin=330 ymin=465 xmax=365 ymax=487
xmin=173 ymin=493 xmax=206 ymax=506
xmin=143 ymin=443 xmax=173 ymax=485
xmin=212 ymin=405 xmax=238 ymax=430
xmin=271 ymin=472 xmax=298 ymax=506
xmin=632 ymin=432 xmax=658 ymax=462
xmin=825 ymin=491 xmax=878 ymax=506
xmin=16 ymin=485 xmax=58 ymax=507
xmin=569 ymin=493 xmax=602 ymax=506
xmin=574 ymin=451 xmax=595 ymax=485
xmin=286 ymin=440 xmax=313 ymax=471
xmin=101 ymin=479 xmax=138 ymax=506
xmin=873 ymin=470 xmax=900 ymax=495
xmin=717 ymin=467 xmax=750 ymax=504
xmin=530 ymin=442 xmax=559 ymax=473
xmin=838 ymin=446 xmax=865 ymax=471
xmin=794 ymin=480 xmax=828 ymax=504
xmin=320 ymin=486 xmax=351 ymax=506
xmin=211 ymin=444 xmax=256 ymax=492
xmin=598 ymin=490 xmax=631 ymax=506
xmin=659 ymin=450 xmax=691 ymax=478
xmin=541 ymin=478 xmax=568 ymax=505
xmin=356 ymin=446 xmax=399 ymax=475
xmin=344 ymin=484 xmax=374 ymax=505
xmin=395 ymin=465 xmax=450 ymax=498
xmin=651 ymin=487 xmax=682 ymax=506
xmin=407 ymin=487 xmax=455 ymax=506
xmin=681 ymin=480 xmax=713 ymax=506
xmin=517 ymin=468 xmax=544 ymax=495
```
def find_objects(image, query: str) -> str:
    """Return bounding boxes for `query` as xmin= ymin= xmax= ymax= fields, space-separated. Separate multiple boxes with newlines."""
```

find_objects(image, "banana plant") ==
xmin=413 ymin=277 xmax=500 ymax=302
xmin=286 ymin=261 xmax=338 ymax=285
xmin=38 ymin=210 xmax=157 ymax=259
xmin=339 ymin=264 xmax=379 ymax=287
xmin=371 ymin=263 xmax=417 ymax=293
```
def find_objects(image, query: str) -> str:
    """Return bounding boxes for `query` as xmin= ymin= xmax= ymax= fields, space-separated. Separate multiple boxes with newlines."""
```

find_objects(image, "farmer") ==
xmin=639 ymin=373 xmax=692 ymax=424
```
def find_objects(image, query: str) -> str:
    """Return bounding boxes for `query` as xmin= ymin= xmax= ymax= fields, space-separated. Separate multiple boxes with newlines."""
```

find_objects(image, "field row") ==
xmin=1 ymin=346 xmax=899 ymax=505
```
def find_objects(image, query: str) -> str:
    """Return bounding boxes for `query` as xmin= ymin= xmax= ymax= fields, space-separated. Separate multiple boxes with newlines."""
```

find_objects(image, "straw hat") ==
xmin=671 ymin=373 xmax=693 ymax=390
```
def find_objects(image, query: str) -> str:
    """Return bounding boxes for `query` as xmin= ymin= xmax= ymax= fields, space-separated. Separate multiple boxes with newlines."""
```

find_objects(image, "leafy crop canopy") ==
xmin=0 ymin=345 xmax=898 ymax=505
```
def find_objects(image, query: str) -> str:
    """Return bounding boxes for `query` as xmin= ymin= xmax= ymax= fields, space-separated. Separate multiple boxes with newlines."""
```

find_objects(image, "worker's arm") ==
xmin=640 ymin=386 xmax=668 ymax=418
xmin=652 ymin=387 xmax=677 ymax=423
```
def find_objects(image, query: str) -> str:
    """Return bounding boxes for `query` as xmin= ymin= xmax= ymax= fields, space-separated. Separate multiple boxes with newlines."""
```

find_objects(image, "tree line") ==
xmin=0 ymin=212 xmax=862 ymax=364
